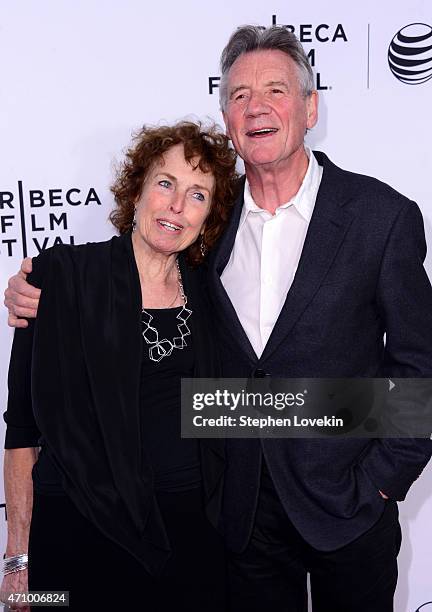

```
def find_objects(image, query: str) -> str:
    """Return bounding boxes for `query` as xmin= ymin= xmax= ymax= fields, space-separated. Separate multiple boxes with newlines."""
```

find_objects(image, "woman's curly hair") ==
xmin=110 ymin=121 xmax=238 ymax=265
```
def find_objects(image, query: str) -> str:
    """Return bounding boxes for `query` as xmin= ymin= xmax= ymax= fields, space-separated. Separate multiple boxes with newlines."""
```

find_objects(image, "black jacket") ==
xmin=208 ymin=151 xmax=432 ymax=553
xmin=5 ymin=232 xmax=225 ymax=575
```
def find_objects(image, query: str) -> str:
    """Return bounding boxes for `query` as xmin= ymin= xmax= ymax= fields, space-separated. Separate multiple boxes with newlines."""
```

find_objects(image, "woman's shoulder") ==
xmin=35 ymin=233 xmax=127 ymax=263
xmin=30 ymin=234 xmax=123 ymax=286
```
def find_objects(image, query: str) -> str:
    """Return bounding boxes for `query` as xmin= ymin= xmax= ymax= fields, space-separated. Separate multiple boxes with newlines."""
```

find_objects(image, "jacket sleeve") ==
xmin=360 ymin=200 xmax=432 ymax=500
xmin=4 ymin=251 xmax=50 ymax=449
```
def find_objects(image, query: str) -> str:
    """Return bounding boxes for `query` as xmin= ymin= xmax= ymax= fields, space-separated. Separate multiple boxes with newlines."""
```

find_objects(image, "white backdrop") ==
xmin=1 ymin=1 xmax=431 ymax=610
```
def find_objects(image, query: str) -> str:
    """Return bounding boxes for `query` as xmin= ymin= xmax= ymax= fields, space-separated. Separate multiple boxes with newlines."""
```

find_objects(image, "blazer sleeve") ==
xmin=360 ymin=200 xmax=432 ymax=500
xmin=3 ymin=251 xmax=50 ymax=449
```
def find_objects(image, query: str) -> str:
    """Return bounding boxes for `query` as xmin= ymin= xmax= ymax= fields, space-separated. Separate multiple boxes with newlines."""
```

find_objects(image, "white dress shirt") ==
xmin=221 ymin=149 xmax=323 ymax=358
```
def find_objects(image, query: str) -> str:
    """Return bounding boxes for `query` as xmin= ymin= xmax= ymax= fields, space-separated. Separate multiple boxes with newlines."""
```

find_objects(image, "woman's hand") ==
xmin=0 ymin=569 xmax=30 ymax=611
xmin=2 ymin=448 xmax=39 ymax=610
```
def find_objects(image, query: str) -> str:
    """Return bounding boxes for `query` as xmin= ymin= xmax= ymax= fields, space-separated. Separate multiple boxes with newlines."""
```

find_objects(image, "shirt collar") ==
xmin=239 ymin=147 xmax=321 ymax=230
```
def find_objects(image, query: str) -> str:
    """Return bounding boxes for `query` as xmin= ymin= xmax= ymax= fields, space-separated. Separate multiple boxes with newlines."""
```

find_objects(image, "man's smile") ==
xmin=246 ymin=128 xmax=279 ymax=138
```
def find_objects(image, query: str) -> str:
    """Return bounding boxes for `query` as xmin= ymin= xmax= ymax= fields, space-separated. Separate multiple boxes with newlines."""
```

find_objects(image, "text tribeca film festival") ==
xmin=208 ymin=17 xmax=432 ymax=94
xmin=2 ymin=18 xmax=431 ymax=261
xmin=0 ymin=184 xmax=101 ymax=259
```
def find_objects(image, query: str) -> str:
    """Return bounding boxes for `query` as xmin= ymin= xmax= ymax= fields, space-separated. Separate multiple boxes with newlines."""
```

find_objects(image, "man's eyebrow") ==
xmin=265 ymin=80 xmax=289 ymax=88
xmin=229 ymin=80 xmax=289 ymax=98
xmin=229 ymin=85 xmax=249 ymax=98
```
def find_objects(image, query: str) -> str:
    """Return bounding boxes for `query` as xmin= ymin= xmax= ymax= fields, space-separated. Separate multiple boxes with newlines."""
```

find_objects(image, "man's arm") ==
xmin=361 ymin=199 xmax=432 ymax=500
xmin=4 ymin=258 xmax=40 ymax=328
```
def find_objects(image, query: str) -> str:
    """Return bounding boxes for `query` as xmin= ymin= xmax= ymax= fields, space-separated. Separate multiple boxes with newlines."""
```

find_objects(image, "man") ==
xmin=5 ymin=25 xmax=432 ymax=612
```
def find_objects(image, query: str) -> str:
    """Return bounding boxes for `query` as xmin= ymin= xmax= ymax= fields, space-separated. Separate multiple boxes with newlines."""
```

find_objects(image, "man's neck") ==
xmin=245 ymin=146 xmax=310 ymax=214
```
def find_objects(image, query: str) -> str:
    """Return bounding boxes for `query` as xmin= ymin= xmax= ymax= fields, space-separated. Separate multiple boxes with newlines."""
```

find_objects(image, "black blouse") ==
xmin=4 ymin=233 xmax=224 ymax=576
xmin=140 ymin=307 xmax=200 ymax=492
xmin=7 ymin=306 xmax=201 ymax=496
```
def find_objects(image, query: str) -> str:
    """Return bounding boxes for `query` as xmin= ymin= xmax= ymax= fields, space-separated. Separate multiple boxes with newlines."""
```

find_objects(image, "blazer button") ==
xmin=253 ymin=368 xmax=267 ymax=378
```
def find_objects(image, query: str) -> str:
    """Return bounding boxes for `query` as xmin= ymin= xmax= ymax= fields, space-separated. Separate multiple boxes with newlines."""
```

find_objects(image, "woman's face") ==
xmin=133 ymin=143 xmax=214 ymax=257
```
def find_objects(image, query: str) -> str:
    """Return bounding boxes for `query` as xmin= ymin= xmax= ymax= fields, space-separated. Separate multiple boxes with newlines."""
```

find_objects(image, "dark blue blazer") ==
xmin=208 ymin=151 xmax=432 ymax=553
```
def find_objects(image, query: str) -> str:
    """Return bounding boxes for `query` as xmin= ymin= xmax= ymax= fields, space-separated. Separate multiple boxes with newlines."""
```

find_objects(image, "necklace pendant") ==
xmin=141 ymin=260 xmax=192 ymax=362
xmin=172 ymin=336 xmax=186 ymax=349
xmin=178 ymin=306 xmax=192 ymax=322
xmin=149 ymin=340 xmax=174 ymax=362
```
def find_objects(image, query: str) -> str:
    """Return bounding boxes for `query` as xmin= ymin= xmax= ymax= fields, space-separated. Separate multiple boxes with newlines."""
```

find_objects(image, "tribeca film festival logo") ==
xmin=388 ymin=23 xmax=432 ymax=85
xmin=208 ymin=14 xmax=348 ymax=95
xmin=415 ymin=603 xmax=432 ymax=612
xmin=0 ymin=182 xmax=101 ymax=258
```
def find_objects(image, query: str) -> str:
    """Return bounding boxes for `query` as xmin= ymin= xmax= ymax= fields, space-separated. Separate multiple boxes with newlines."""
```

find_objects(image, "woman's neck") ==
xmin=132 ymin=233 xmax=181 ymax=308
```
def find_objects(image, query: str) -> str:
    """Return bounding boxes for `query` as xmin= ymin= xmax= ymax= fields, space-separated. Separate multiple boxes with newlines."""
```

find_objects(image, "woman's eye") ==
xmin=192 ymin=192 xmax=205 ymax=202
xmin=159 ymin=179 xmax=171 ymax=188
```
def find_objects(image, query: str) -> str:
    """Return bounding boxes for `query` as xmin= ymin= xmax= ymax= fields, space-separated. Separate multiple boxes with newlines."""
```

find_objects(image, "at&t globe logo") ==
xmin=388 ymin=23 xmax=432 ymax=84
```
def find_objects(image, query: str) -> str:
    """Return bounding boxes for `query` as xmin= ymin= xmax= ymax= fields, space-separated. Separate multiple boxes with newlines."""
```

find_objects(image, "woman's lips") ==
xmin=157 ymin=219 xmax=183 ymax=232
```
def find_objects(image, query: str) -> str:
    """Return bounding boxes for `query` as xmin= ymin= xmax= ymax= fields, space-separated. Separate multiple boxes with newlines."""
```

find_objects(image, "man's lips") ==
xmin=246 ymin=128 xmax=279 ymax=138
xmin=157 ymin=219 xmax=184 ymax=232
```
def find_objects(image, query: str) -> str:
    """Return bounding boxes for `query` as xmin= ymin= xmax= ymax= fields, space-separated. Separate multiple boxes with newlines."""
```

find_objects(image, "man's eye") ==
xmin=271 ymin=88 xmax=283 ymax=94
xmin=192 ymin=192 xmax=205 ymax=202
xmin=159 ymin=179 xmax=171 ymax=188
xmin=234 ymin=93 xmax=247 ymax=101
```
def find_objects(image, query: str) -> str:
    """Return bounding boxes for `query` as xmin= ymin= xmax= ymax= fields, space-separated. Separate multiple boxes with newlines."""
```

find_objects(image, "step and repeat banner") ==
xmin=1 ymin=1 xmax=431 ymax=610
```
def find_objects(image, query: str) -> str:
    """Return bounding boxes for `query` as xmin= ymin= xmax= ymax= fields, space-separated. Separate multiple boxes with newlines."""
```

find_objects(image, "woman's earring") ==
xmin=132 ymin=207 xmax=137 ymax=232
xmin=200 ymin=234 xmax=207 ymax=257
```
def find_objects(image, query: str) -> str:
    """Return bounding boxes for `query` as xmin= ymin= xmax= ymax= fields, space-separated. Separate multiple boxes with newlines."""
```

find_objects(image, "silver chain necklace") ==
xmin=141 ymin=259 xmax=192 ymax=362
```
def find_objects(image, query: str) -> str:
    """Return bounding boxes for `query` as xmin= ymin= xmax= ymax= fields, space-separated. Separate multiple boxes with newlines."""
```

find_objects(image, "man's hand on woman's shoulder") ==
xmin=4 ymin=258 xmax=39 ymax=328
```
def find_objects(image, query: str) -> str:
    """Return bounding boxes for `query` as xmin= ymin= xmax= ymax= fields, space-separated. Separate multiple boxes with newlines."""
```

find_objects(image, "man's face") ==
xmin=223 ymin=50 xmax=318 ymax=171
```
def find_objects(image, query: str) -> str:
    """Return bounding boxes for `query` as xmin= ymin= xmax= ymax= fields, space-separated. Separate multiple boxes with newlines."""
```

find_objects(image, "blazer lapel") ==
xmin=180 ymin=256 xmax=225 ymax=452
xmin=260 ymin=152 xmax=355 ymax=363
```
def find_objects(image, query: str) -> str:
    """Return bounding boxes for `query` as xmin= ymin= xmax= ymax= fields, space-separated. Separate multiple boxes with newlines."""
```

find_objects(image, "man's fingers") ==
xmin=8 ymin=275 xmax=41 ymax=299
xmin=5 ymin=302 xmax=37 ymax=319
xmin=20 ymin=257 xmax=33 ymax=275
xmin=7 ymin=313 xmax=29 ymax=328
xmin=5 ymin=286 xmax=39 ymax=311
xmin=3 ymin=273 xmax=38 ymax=325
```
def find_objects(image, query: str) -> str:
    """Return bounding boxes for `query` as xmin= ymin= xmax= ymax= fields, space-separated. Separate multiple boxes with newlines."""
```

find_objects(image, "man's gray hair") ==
xmin=219 ymin=25 xmax=314 ymax=110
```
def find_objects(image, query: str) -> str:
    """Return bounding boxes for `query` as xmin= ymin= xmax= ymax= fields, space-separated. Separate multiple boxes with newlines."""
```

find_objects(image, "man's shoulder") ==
xmin=314 ymin=150 xmax=414 ymax=214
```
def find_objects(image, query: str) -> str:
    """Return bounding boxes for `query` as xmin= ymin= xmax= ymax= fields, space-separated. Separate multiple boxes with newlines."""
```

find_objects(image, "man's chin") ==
xmin=244 ymin=155 xmax=282 ymax=170
xmin=243 ymin=145 xmax=306 ymax=171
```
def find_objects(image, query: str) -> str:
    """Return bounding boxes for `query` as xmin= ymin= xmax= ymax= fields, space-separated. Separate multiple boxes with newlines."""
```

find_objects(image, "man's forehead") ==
xmin=227 ymin=50 xmax=297 ymax=86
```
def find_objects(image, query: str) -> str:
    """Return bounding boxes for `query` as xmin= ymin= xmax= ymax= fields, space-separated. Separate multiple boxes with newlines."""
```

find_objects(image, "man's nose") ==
xmin=245 ymin=91 xmax=271 ymax=117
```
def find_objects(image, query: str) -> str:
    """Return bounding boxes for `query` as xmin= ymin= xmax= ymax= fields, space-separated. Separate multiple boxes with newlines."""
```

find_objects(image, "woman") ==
xmin=2 ymin=121 xmax=237 ymax=611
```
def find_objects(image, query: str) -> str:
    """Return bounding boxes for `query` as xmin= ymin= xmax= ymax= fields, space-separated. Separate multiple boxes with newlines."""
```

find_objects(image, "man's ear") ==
xmin=222 ymin=111 xmax=231 ymax=140
xmin=306 ymin=91 xmax=318 ymax=130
